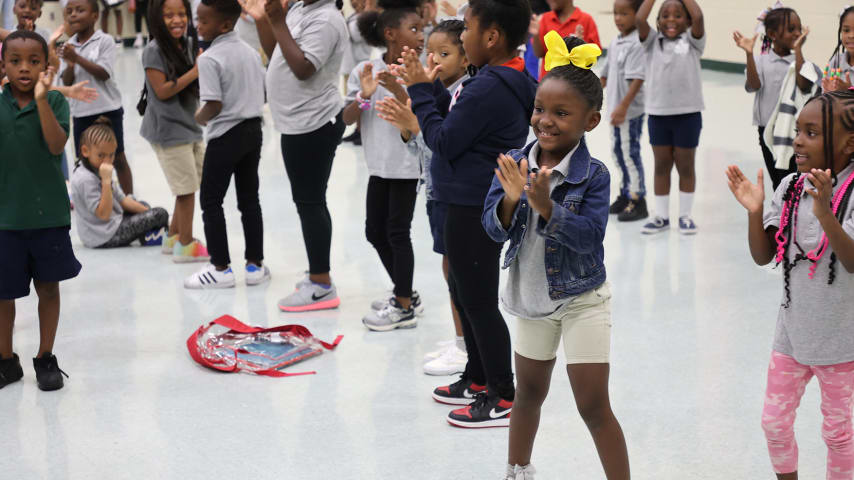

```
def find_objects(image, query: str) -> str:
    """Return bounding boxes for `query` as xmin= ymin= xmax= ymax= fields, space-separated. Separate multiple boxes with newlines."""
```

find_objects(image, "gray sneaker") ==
xmin=371 ymin=290 xmax=424 ymax=315
xmin=278 ymin=281 xmax=340 ymax=312
xmin=363 ymin=299 xmax=416 ymax=331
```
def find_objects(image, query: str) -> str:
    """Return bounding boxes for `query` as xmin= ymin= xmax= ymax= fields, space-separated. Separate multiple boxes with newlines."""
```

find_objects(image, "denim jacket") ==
xmin=481 ymin=138 xmax=610 ymax=300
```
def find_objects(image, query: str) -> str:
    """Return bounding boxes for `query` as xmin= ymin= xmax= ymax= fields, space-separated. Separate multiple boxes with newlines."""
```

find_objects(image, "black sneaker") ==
xmin=609 ymin=195 xmax=629 ymax=214
xmin=618 ymin=197 xmax=649 ymax=222
xmin=342 ymin=129 xmax=361 ymax=145
xmin=447 ymin=392 xmax=512 ymax=428
xmin=33 ymin=353 xmax=68 ymax=391
xmin=432 ymin=376 xmax=486 ymax=405
xmin=0 ymin=353 xmax=23 ymax=389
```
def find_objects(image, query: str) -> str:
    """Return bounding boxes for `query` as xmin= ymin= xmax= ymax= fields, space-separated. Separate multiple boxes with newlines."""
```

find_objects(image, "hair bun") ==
xmin=93 ymin=116 xmax=114 ymax=128
xmin=562 ymin=34 xmax=585 ymax=52
xmin=376 ymin=0 xmax=421 ymax=10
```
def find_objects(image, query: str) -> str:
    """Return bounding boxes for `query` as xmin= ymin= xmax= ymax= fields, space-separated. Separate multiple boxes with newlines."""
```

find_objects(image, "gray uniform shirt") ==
xmin=641 ymin=30 xmax=705 ymax=116
xmin=140 ymin=40 xmax=203 ymax=147
xmin=763 ymin=163 xmax=854 ymax=365
xmin=198 ymin=31 xmax=265 ymax=140
xmin=347 ymin=59 xmax=420 ymax=179
xmin=267 ymin=0 xmax=347 ymax=135
xmin=70 ymin=166 xmax=125 ymax=248
xmin=501 ymin=142 xmax=579 ymax=319
xmin=66 ymin=30 xmax=123 ymax=117
xmin=602 ymin=30 xmax=646 ymax=121
xmin=746 ymin=51 xmax=794 ymax=127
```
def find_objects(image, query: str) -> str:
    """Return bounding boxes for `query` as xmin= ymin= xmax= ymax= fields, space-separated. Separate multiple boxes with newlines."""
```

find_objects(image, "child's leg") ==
xmin=448 ymin=269 xmax=484 ymax=385
xmin=508 ymin=353 xmax=556 ymax=467
xmin=32 ymin=281 xmax=59 ymax=356
xmin=567 ymin=363 xmax=630 ymax=479
xmin=442 ymin=255 xmax=464 ymax=338
xmin=114 ymin=8 xmax=123 ymax=37
xmin=99 ymin=208 xmax=169 ymax=248
xmin=651 ymin=145 xmax=675 ymax=219
xmin=611 ymin=122 xmax=632 ymax=200
xmin=365 ymin=176 xmax=394 ymax=280
xmin=100 ymin=6 xmax=109 ymax=34
xmin=232 ymin=120 xmax=264 ymax=266
xmin=0 ymin=300 xmax=14 ymax=359
xmin=627 ymin=115 xmax=646 ymax=199
xmin=762 ymin=351 xmax=813 ymax=479
xmin=814 ymin=361 xmax=854 ymax=480
xmin=200 ymin=134 xmax=240 ymax=269
xmin=385 ymin=179 xmax=418 ymax=307
xmin=174 ymin=194 xmax=195 ymax=245
xmin=674 ymin=147 xmax=696 ymax=220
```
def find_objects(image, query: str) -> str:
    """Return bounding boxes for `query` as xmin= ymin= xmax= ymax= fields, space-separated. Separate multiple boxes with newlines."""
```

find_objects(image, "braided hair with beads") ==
xmin=760 ymin=7 xmax=796 ymax=55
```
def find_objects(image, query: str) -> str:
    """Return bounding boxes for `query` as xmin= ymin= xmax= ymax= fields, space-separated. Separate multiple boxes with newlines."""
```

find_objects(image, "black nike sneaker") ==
xmin=447 ymin=391 xmax=512 ymax=428
xmin=432 ymin=375 xmax=487 ymax=405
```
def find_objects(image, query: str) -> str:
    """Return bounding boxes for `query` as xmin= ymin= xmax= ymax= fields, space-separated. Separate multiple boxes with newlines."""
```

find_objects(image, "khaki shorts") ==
xmin=515 ymin=282 xmax=612 ymax=364
xmin=152 ymin=141 xmax=206 ymax=196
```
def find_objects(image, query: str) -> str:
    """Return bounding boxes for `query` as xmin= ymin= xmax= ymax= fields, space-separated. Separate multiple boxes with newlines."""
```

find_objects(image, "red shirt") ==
xmin=538 ymin=7 xmax=601 ymax=79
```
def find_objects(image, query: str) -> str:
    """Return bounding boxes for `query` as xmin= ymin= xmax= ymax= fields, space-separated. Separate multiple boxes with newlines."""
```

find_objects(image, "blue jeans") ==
xmin=611 ymin=114 xmax=646 ymax=198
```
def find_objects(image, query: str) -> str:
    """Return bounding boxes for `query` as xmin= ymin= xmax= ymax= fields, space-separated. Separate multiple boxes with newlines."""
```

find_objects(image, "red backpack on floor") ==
xmin=186 ymin=315 xmax=342 ymax=377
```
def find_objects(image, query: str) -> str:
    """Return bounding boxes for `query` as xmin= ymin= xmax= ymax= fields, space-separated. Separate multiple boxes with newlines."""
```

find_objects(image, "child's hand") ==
xmin=34 ymin=67 xmax=55 ymax=101
xmin=732 ymin=31 xmax=757 ymax=53
xmin=49 ymin=23 xmax=65 ymax=46
xmin=395 ymin=47 xmax=439 ymax=86
xmin=98 ymin=161 xmax=114 ymax=182
xmin=793 ymin=26 xmax=810 ymax=52
xmin=59 ymin=43 xmax=78 ymax=64
xmin=263 ymin=0 xmax=288 ymax=23
xmin=806 ymin=168 xmax=834 ymax=220
xmin=440 ymin=0 xmax=456 ymax=17
xmin=495 ymin=154 xmax=528 ymax=204
xmin=376 ymin=97 xmax=419 ymax=134
xmin=377 ymin=70 xmax=408 ymax=102
xmin=572 ymin=24 xmax=584 ymax=39
xmin=726 ymin=165 xmax=765 ymax=214
xmin=67 ymin=80 xmax=98 ymax=103
xmin=528 ymin=14 xmax=541 ymax=37
xmin=822 ymin=71 xmax=852 ymax=93
xmin=237 ymin=0 xmax=266 ymax=20
xmin=610 ymin=105 xmax=627 ymax=126
xmin=525 ymin=168 xmax=553 ymax=220
xmin=359 ymin=63 xmax=379 ymax=98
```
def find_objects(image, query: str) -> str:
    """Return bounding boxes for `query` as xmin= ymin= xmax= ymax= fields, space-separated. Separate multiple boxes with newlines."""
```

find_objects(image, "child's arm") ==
xmin=52 ymin=82 xmax=98 ymax=103
xmin=682 ymin=0 xmax=704 ymax=39
xmin=34 ymin=69 xmax=67 ymax=156
xmin=194 ymin=101 xmax=222 ymax=126
xmin=59 ymin=43 xmax=110 ymax=81
xmin=733 ymin=31 xmax=761 ymax=91
xmin=59 ymin=45 xmax=75 ymax=86
xmin=146 ymin=66 xmax=199 ymax=101
xmin=611 ymin=79 xmax=642 ymax=126
xmin=726 ymin=166 xmax=776 ymax=265
xmin=493 ymin=154 xmax=528 ymax=231
xmin=252 ymin=0 xmax=325 ymax=81
xmin=120 ymin=196 xmax=149 ymax=214
xmin=343 ymin=63 xmax=377 ymax=125
xmin=530 ymin=15 xmax=545 ymax=59
xmin=95 ymin=163 xmax=115 ymax=221
xmin=793 ymin=27 xmax=813 ymax=94
xmin=635 ymin=0 xmax=655 ymax=42
xmin=807 ymin=168 xmax=854 ymax=273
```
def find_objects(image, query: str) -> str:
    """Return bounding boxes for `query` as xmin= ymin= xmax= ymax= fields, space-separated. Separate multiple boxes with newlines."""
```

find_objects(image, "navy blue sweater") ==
xmin=407 ymin=64 xmax=538 ymax=206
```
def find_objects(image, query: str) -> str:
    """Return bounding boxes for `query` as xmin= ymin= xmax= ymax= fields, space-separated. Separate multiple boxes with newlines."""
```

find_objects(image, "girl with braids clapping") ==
xmin=727 ymin=90 xmax=854 ymax=480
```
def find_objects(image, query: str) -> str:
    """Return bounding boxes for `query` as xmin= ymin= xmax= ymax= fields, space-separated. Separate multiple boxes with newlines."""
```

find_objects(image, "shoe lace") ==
xmin=45 ymin=356 xmax=69 ymax=379
xmin=469 ymin=392 xmax=490 ymax=411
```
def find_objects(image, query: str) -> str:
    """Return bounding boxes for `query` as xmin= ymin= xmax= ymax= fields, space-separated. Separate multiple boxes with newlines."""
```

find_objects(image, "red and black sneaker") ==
xmin=432 ymin=376 xmax=486 ymax=405
xmin=447 ymin=392 xmax=512 ymax=428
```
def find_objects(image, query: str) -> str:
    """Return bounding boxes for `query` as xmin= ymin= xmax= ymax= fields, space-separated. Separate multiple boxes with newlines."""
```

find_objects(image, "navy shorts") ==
xmin=0 ymin=227 xmax=82 ymax=300
xmin=648 ymin=112 xmax=702 ymax=149
xmin=426 ymin=199 xmax=448 ymax=255
xmin=73 ymin=108 xmax=126 ymax=157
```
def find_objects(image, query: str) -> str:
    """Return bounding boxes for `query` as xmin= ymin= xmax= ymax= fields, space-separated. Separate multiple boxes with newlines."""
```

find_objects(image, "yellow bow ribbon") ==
xmin=543 ymin=30 xmax=602 ymax=71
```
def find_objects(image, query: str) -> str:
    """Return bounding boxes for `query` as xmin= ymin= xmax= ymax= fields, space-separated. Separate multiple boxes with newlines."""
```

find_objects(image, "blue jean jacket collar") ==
xmin=515 ymin=137 xmax=594 ymax=185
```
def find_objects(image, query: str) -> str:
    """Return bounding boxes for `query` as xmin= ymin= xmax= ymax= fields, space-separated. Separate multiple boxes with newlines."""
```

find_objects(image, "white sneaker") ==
xmin=504 ymin=464 xmax=536 ymax=480
xmin=245 ymin=264 xmax=271 ymax=286
xmin=423 ymin=339 xmax=456 ymax=363
xmin=371 ymin=290 xmax=424 ymax=316
xmin=362 ymin=299 xmax=416 ymax=331
xmin=184 ymin=264 xmax=235 ymax=289
xmin=133 ymin=33 xmax=143 ymax=48
xmin=423 ymin=345 xmax=467 ymax=375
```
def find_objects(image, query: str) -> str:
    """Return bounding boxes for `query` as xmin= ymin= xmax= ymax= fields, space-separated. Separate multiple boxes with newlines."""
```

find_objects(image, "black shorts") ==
xmin=648 ymin=112 xmax=702 ymax=149
xmin=426 ymin=199 xmax=448 ymax=255
xmin=73 ymin=108 xmax=126 ymax=157
xmin=0 ymin=226 xmax=81 ymax=300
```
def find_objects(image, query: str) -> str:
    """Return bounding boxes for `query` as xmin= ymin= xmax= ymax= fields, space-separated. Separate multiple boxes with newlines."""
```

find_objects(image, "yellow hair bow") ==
xmin=543 ymin=30 xmax=602 ymax=71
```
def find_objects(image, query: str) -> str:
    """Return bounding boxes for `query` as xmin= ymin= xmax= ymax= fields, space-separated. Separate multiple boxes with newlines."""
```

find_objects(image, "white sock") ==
xmin=655 ymin=195 xmax=669 ymax=220
xmin=455 ymin=336 xmax=466 ymax=353
xmin=679 ymin=192 xmax=694 ymax=218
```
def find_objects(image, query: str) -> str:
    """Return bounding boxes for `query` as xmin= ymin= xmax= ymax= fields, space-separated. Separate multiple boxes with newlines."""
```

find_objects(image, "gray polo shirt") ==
xmin=746 ymin=51 xmax=794 ymax=127
xmin=66 ymin=29 xmax=122 ymax=117
xmin=501 ymin=142 xmax=579 ymax=319
xmin=198 ymin=31 xmax=265 ymax=140
xmin=641 ymin=30 xmax=705 ymax=116
xmin=70 ymin=165 xmax=125 ymax=248
xmin=340 ymin=12 xmax=373 ymax=75
xmin=602 ymin=29 xmax=646 ymax=121
xmin=140 ymin=40 xmax=203 ymax=147
xmin=266 ymin=0 xmax=347 ymax=135
xmin=346 ymin=59 xmax=421 ymax=179
xmin=763 ymin=163 xmax=854 ymax=365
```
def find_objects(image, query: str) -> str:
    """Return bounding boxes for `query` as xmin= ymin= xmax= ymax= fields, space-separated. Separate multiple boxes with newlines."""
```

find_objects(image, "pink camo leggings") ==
xmin=762 ymin=351 xmax=854 ymax=479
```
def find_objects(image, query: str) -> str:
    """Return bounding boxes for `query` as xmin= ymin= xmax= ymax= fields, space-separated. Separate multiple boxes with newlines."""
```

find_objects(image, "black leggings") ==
xmin=134 ymin=0 xmax=149 ymax=34
xmin=365 ymin=176 xmax=418 ymax=298
xmin=758 ymin=126 xmax=795 ymax=191
xmin=445 ymin=204 xmax=514 ymax=400
xmin=99 ymin=207 xmax=168 ymax=248
xmin=280 ymin=112 xmax=346 ymax=275
xmin=200 ymin=118 xmax=264 ymax=267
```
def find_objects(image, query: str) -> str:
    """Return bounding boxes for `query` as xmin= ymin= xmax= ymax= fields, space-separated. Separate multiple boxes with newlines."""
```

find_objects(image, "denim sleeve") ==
xmin=536 ymin=166 xmax=610 ymax=254
xmin=482 ymin=172 xmax=522 ymax=243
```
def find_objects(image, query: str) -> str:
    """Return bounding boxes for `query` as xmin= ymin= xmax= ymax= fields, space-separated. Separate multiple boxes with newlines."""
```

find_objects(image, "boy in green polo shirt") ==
xmin=0 ymin=30 xmax=81 ymax=392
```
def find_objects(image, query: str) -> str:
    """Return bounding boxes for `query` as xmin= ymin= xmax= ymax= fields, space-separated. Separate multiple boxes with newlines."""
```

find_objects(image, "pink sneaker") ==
xmin=172 ymin=239 xmax=210 ymax=263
